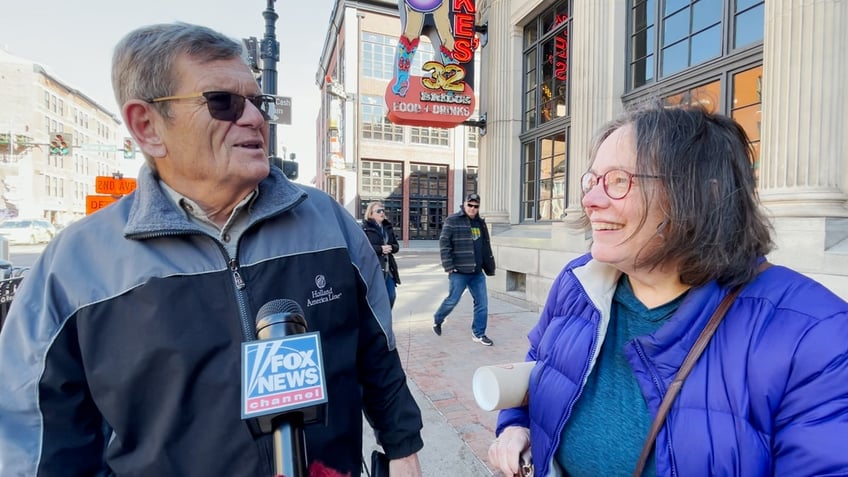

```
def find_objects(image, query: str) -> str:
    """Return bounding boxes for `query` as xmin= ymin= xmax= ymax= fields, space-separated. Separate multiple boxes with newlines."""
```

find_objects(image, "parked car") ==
xmin=0 ymin=219 xmax=54 ymax=245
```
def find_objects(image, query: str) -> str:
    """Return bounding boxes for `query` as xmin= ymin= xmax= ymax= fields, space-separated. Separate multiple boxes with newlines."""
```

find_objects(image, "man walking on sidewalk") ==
xmin=433 ymin=193 xmax=497 ymax=345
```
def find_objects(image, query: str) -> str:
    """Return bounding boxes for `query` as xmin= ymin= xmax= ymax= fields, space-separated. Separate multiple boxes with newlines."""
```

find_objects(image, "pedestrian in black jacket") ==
xmin=363 ymin=201 xmax=401 ymax=308
xmin=433 ymin=193 xmax=496 ymax=345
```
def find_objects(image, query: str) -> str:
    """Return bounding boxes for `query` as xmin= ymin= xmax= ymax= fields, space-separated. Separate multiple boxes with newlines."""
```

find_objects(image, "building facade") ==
xmin=0 ymin=48 xmax=123 ymax=227
xmin=474 ymin=0 xmax=848 ymax=305
xmin=315 ymin=0 xmax=482 ymax=241
xmin=314 ymin=0 xmax=847 ymax=306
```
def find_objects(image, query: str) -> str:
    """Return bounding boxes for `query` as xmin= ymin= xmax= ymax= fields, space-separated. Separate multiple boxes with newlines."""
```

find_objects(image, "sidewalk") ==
xmin=362 ymin=250 xmax=541 ymax=476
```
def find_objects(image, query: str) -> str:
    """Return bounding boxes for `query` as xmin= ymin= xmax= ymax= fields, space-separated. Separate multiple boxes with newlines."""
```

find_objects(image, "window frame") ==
xmin=518 ymin=0 xmax=573 ymax=224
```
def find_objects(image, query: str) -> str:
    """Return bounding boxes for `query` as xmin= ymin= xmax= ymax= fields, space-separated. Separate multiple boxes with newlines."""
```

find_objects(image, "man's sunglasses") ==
xmin=146 ymin=91 xmax=276 ymax=122
xmin=466 ymin=203 xmax=479 ymax=208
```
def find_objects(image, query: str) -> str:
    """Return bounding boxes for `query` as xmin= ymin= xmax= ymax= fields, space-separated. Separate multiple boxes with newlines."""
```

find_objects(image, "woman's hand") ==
xmin=381 ymin=245 xmax=392 ymax=255
xmin=488 ymin=426 xmax=531 ymax=476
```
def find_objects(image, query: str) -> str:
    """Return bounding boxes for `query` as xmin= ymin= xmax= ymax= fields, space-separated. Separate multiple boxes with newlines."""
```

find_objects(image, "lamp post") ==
xmin=259 ymin=0 xmax=298 ymax=179
xmin=261 ymin=0 xmax=279 ymax=158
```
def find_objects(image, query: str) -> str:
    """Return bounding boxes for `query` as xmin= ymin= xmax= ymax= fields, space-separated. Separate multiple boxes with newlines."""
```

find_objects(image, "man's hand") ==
xmin=389 ymin=453 xmax=422 ymax=476
xmin=488 ymin=426 xmax=530 ymax=477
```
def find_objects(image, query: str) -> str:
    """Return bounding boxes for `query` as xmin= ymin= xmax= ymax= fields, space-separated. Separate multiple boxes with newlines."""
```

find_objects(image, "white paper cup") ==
xmin=472 ymin=361 xmax=535 ymax=411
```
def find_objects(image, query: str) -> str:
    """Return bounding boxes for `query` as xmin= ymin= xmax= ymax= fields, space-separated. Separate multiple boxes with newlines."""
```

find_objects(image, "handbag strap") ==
xmin=632 ymin=261 xmax=772 ymax=477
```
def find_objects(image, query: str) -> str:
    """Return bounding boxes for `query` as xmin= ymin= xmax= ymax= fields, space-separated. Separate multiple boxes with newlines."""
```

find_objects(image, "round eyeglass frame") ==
xmin=580 ymin=169 xmax=661 ymax=200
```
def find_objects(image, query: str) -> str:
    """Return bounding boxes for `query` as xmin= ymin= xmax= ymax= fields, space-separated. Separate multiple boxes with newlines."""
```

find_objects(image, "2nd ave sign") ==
xmin=87 ymin=176 xmax=137 ymax=215
xmin=95 ymin=176 xmax=137 ymax=195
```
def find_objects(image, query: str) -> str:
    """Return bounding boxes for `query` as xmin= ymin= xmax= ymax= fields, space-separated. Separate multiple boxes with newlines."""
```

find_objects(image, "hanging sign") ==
xmin=384 ymin=0 xmax=479 ymax=128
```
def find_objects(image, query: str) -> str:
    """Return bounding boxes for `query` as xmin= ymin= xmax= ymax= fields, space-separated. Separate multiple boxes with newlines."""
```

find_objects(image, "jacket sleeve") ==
xmin=439 ymin=218 xmax=455 ymax=272
xmin=772 ymin=311 xmax=848 ymax=475
xmin=388 ymin=226 xmax=399 ymax=254
xmin=363 ymin=224 xmax=383 ymax=257
xmin=481 ymin=221 xmax=496 ymax=276
xmin=0 ymin=261 xmax=109 ymax=477
xmin=495 ymin=267 xmax=571 ymax=436
xmin=356 ymin=278 xmax=424 ymax=460
xmin=341 ymin=212 xmax=423 ymax=458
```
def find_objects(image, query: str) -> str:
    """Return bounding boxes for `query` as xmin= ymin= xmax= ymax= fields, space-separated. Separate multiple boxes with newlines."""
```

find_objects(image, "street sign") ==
xmin=273 ymin=96 xmax=292 ymax=125
xmin=81 ymin=144 xmax=119 ymax=152
xmin=86 ymin=195 xmax=119 ymax=215
xmin=95 ymin=176 xmax=137 ymax=195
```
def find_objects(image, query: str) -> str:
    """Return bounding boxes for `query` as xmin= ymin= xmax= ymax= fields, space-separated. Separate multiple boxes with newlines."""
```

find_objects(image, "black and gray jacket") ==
xmin=0 ymin=165 xmax=423 ymax=476
xmin=439 ymin=208 xmax=496 ymax=276
xmin=362 ymin=218 xmax=401 ymax=284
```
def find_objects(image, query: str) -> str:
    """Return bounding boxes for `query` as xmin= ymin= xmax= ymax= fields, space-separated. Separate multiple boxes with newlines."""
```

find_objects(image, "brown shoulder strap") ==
xmin=632 ymin=261 xmax=772 ymax=476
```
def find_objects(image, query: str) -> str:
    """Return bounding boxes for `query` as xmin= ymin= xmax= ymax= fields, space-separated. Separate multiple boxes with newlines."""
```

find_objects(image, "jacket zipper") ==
xmin=227 ymin=257 xmax=254 ymax=341
xmin=546 ymin=286 xmax=604 ymax=475
xmin=633 ymin=340 xmax=678 ymax=477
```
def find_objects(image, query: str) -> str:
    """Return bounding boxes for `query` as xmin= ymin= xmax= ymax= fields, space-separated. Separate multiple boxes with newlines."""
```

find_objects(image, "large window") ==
xmin=630 ymin=0 xmax=764 ymax=89
xmin=408 ymin=164 xmax=448 ymax=240
xmin=521 ymin=133 xmax=567 ymax=221
xmin=361 ymin=95 xmax=403 ymax=142
xmin=360 ymin=160 xmax=403 ymax=196
xmin=410 ymin=126 xmax=450 ymax=146
xmin=628 ymin=1 xmax=764 ymax=169
xmin=522 ymin=2 xmax=571 ymax=131
xmin=520 ymin=1 xmax=572 ymax=223
xmin=731 ymin=66 xmax=762 ymax=171
xmin=359 ymin=160 xmax=403 ymax=232
xmin=362 ymin=33 xmax=396 ymax=80
xmin=362 ymin=32 xmax=435 ymax=80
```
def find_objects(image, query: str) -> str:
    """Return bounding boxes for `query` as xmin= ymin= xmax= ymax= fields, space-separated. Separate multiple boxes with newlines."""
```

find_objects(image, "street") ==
xmin=8 ymin=243 xmax=45 ymax=268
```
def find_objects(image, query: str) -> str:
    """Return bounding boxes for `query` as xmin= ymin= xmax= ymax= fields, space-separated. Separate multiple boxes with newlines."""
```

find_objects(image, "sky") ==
xmin=0 ymin=0 xmax=336 ymax=184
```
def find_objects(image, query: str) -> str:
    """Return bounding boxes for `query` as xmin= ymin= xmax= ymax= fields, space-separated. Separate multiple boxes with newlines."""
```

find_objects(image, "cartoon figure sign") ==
xmin=385 ymin=0 xmax=479 ymax=128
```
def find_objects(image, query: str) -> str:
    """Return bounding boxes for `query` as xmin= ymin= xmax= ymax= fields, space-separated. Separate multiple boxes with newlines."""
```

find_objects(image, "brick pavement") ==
xmin=373 ymin=250 xmax=541 ymax=476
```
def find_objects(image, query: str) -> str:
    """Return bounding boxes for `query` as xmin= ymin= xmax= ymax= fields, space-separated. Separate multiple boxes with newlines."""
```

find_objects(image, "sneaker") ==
xmin=433 ymin=322 xmax=442 ymax=336
xmin=472 ymin=334 xmax=493 ymax=346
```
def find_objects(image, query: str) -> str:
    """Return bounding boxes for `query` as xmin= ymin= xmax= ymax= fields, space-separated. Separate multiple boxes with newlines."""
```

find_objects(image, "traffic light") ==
xmin=49 ymin=133 xmax=71 ymax=156
xmin=122 ymin=137 xmax=136 ymax=159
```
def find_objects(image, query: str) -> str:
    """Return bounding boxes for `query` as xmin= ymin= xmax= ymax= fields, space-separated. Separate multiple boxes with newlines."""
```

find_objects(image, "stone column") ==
xmin=565 ymin=0 xmax=627 ymax=218
xmin=759 ymin=0 xmax=848 ymax=217
xmin=477 ymin=0 xmax=520 ymax=226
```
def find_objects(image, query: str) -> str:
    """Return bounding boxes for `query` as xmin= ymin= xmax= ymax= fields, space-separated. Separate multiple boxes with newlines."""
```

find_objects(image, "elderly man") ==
xmin=0 ymin=22 xmax=422 ymax=477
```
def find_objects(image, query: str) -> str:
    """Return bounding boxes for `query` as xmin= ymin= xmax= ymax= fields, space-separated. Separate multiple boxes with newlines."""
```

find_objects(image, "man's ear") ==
xmin=123 ymin=100 xmax=166 ymax=158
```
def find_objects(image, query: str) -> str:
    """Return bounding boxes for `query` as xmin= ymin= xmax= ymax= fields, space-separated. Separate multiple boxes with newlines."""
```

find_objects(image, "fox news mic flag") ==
xmin=241 ymin=300 xmax=328 ymax=422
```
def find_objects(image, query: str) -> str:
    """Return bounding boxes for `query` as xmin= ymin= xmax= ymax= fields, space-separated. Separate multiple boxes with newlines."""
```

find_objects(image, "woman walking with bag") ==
xmin=488 ymin=104 xmax=848 ymax=476
xmin=363 ymin=202 xmax=401 ymax=308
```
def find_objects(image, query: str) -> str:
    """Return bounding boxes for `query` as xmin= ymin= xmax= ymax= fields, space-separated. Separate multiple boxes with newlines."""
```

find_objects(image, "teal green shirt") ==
xmin=555 ymin=275 xmax=686 ymax=476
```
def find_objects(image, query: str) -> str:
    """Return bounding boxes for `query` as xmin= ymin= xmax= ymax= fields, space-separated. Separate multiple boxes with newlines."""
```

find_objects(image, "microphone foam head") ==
xmin=257 ymin=299 xmax=304 ymax=321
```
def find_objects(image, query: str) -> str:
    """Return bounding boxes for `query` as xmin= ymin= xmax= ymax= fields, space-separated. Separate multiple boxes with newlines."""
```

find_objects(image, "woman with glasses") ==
xmin=488 ymin=104 xmax=848 ymax=477
xmin=363 ymin=201 xmax=401 ymax=308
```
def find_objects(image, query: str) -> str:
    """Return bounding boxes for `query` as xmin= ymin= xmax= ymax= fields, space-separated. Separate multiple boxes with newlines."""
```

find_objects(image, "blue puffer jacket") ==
xmin=497 ymin=254 xmax=848 ymax=477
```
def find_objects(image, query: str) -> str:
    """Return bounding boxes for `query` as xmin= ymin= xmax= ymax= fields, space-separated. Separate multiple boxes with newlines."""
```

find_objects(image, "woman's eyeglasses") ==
xmin=580 ymin=169 xmax=660 ymax=200
xmin=146 ymin=91 xmax=276 ymax=122
xmin=374 ymin=209 xmax=385 ymax=214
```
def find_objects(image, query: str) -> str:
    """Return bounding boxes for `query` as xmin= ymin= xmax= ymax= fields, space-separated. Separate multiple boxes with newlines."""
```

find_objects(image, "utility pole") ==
xmin=259 ymin=0 xmax=298 ymax=179
xmin=261 ymin=0 xmax=279 ymax=158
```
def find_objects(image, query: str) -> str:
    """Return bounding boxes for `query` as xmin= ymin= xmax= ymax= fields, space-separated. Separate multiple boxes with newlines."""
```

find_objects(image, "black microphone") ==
xmin=255 ymin=299 xmax=310 ymax=477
